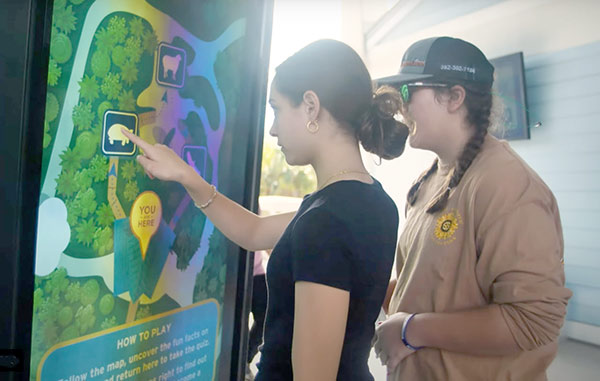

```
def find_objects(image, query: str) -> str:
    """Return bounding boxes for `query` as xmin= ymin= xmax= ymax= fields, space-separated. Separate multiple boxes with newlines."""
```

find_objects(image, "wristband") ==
xmin=401 ymin=313 xmax=424 ymax=351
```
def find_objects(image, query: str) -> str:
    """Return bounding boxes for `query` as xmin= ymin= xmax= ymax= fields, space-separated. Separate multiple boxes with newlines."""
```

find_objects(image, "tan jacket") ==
xmin=388 ymin=135 xmax=572 ymax=381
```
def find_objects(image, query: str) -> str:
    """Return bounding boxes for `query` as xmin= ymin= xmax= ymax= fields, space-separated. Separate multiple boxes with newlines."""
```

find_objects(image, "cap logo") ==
xmin=440 ymin=64 xmax=476 ymax=74
xmin=402 ymin=59 xmax=425 ymax=67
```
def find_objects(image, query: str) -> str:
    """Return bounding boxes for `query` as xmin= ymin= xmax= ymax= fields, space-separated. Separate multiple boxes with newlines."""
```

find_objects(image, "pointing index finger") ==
xmin=121 ymin=128 xmax=153 ymax=153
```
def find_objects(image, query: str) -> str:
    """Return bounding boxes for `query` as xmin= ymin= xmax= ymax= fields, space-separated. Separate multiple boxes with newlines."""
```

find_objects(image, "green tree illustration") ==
xmin=50 ymin=32 xmax=72 ymax=64
xmin=193 ymin=231 xmax=226 ymax=304
xmin=91 ymin=50 xmax=111 ymax=78
xmin=96 ymin=203 xmax=114 ymax=227
xmin=99 ymin=294 xmax=115 ymax=315
xmin=107 ymin=15 xmax=128 ymax=45
xmin=46 ymin=92 xmax=59 ymax=123
xmin=44 ymin=268 xmax=69 ymax=299
xmin=136 ymin=306 xmax=151 ymax=320
xmin=101 ymin=72 xmax=122 ymax=100
xmin=72 ymin=101 xmax=95 ymax=131
xmin=74 ymin=304 xmax=96 ymax=335
xmin=120 ymin=160 xmax=136 ymax=180
xmin=129 ymin=17 xmax=144 ymax=38
xmin=91 ymin=122 xmax=103 ymax=140
xmin=47 ymin=58 xmax=62 ymax=87
xmin=75 ymin=131 xmax=98 ymax=159
xmin=59 ymin=147 xmax=82 ymax=173
xmin=172 ymin=213 xmax=205 ymax=270
xmin=53 ymin=5 xmax=77 ymax=35
xmin=89 ymin=154 xmax=109 ymax=182
xmin=123 ymin=180 xmax=139 ymax=202
xmin=75 ymin=219 xmax=96 ymax=246
xmin=56 ymin=170 xmax=78 ymax=197
xmin=100 ymin=316 xmax=117 ymax=330
xmin=37 ymin=293 xmax=60 ymax=324
xmin=93 ymin=227 xmax=113 ymax=256
xmin=78 ymin=74 xmax=100 ymax=103
xmin=118 ymin=89 xmax=136 ymax=112
xmin=41 ymin=321 xmax=58 ymax=347
xmin=112 ymin=45 xmax=128 ymax=69
xmin=125 ymin=35 xmax=143 ymax=64
xmin=94 ymin=27 xmax=114 ymax=53
xmin=97 ymin=101 xmax=113 ymax=120
xmin=74 ymin=188 xmax=97 ymax=218
xmin=74 ymin=169 xmax=93 ymax=193
xmin=120 ymin=61 xmax=139 ymax=86
xmin=59 ymin=325 xmax=78 ymax=342
xmin=43 ymin=122 xmax=52 ymax=149
xmin=57 ymin=306 xmax=73 ymax=327
xmin=33 ymin=288 xmax=44 ymax=309
xmin=81 ymin=279 xmax=100 ymax=305
xmin=64 ymin=282 xmax=82 ymax=304
xmin=142 ymin=28 xmax=158 ymax=55
xmin=65 ymin=198 xmax=81 ymax=226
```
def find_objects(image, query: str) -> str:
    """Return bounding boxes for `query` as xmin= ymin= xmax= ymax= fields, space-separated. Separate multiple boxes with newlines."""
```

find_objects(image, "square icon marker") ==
xmin=101 ymin=110 xmax=138 ymax=157
xmin=156 ymin=42 xmax=187 ymax=88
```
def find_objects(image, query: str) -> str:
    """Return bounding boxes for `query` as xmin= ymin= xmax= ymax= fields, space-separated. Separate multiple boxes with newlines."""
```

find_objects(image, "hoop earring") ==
xmin=306 ymin=120 xmax=319 ymax=134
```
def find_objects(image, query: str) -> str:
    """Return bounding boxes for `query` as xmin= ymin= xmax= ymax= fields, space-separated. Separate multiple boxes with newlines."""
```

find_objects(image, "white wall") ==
xmin=515 ymin=41 xmax=600 ymax=344
xmin=365 ymin=0 xmax=600 ymax=78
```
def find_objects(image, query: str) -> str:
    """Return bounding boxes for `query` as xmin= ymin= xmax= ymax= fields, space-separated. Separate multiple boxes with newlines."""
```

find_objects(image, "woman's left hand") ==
xmin=373 ymin=312 xmax=416 ymax=374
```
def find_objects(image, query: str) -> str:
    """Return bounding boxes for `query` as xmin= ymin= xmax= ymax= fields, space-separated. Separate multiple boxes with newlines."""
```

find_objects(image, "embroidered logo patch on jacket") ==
xmin=432 ymin=209 xmax=461 ymax=245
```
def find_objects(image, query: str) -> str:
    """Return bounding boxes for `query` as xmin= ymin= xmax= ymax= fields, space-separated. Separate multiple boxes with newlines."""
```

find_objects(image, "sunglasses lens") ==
xmin=401 ymin=84 xmax=410 ymax=103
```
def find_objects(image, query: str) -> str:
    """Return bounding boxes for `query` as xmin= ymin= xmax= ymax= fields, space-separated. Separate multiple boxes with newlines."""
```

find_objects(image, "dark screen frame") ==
xmin=0 ymin=0 xmax=52 ymax=379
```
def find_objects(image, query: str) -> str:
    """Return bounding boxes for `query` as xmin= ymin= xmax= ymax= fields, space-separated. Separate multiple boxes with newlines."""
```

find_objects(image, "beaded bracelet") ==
xmin=401 ymin=313 xmax=424 ymax=351
xmin=195 ymin=185 xmax=217 ymax=209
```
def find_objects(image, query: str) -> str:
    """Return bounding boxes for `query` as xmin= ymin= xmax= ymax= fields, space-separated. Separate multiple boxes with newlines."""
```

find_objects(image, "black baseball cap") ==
xmin=376 ymin=37 xmax=494 ymax=86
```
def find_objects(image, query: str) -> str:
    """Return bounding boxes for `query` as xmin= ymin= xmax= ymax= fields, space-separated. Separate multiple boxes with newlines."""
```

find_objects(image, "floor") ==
xmin=546 ymin=338 xmax=600 ymax=380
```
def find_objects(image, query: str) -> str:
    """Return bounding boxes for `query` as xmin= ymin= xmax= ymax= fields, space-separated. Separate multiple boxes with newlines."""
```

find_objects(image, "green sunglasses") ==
xmin=400 ymin=82 xmax=449 ymax=103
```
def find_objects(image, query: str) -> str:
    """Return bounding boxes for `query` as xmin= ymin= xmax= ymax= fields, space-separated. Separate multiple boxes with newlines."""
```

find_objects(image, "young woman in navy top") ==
xmin=125 ymin=39 xmax=409 ymax=380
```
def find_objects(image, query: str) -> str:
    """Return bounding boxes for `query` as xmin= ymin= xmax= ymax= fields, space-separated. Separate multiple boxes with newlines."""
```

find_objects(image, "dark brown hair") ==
xmin=274 ymin=39 xmax=409 ymax=160
xmin=406 ymin=80 xmax=493 ymax=213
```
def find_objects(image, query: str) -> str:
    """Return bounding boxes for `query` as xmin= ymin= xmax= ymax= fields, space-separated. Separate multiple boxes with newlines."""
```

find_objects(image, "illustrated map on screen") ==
xmin=31 ymin=1 xmax=249 ymax=379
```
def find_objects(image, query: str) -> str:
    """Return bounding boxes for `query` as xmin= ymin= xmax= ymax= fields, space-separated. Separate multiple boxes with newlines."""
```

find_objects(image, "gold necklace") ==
xmin=318 ymin=169 xmax=370 ymax=190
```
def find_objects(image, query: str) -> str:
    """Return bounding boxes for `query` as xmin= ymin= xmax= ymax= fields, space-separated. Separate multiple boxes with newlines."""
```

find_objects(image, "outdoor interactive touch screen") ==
xmin=30 ymin=1 xmax=270 ymax=380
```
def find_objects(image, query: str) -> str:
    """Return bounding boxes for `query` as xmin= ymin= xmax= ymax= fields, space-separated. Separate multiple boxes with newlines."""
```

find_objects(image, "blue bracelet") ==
xmin=401 ymin=313 xmax=424 ymax=351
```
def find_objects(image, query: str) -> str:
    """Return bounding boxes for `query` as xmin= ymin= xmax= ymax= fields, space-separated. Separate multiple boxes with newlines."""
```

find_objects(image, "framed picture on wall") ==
xmin=489 ymin=52 xmax=530 ymax=140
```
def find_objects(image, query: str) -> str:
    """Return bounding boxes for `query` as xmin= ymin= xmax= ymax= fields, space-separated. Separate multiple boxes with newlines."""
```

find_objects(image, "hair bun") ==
xmin=372 ymin=88 xmax=401 ymax=120
xmin=357 ymin=86 xmax=409 ymax=160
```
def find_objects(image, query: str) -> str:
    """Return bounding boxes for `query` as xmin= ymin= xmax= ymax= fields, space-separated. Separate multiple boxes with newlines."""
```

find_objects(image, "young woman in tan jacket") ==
xmin=373 ymin=37 xmax=572 ymax=380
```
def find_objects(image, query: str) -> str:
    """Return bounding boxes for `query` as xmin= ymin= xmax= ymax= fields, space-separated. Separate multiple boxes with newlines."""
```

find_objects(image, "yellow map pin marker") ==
xmin=130 ymin=191 xmax=162 ymax=260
